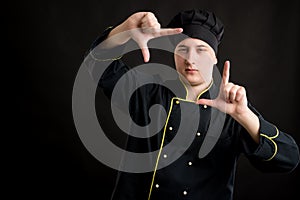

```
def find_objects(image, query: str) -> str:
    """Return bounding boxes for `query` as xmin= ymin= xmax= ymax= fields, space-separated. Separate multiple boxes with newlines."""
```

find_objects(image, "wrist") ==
xmin=104 ymin=22 xmax=131 ymax=47
xmin=231 ymin=107 xmax=253 ymax=122
xmin=232 ymin=107 xmax=260 ymax=143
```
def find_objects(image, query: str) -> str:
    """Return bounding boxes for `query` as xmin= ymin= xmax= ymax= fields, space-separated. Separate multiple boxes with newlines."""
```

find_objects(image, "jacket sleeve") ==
xmin=239 ymin=103 xmax=300 ymax=173
xmin=83 ymin=26 xmax=163 ymax=122
xmin=83 ymin=26 xmax=127 ymax=86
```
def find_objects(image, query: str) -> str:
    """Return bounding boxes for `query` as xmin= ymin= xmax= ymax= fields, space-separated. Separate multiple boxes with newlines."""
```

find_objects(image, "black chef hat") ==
xmin=167 ymin=9 xmax=224 ymax=54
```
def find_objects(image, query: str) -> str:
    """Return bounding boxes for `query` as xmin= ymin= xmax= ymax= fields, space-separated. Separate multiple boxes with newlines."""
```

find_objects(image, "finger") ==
xmin=235 ymin=86 xmax=246 ymax=102
xmin=196 ymin=99 xmax=215 ymax=108
xmin=141 ymin=17 xmax=160 ymax=30
xmin=137 ymin=40 xmax=150 ymax=62
xmin=135 ymin=37 xmax=150 ymax=62
xmin=223 ymin=82 xmax=234 ymax=101
xmin=141 ymin=46 xmax=150 ymax=62
xmin=222 ymin=60 xmax=230 ymax=85
xmin=131 ymin=12 xmax=150 ymax=22
xmin=141 ymin=26 xmax=161 ymax=34
xmin=140 ymin=13 xmax=161 ymax=31
xmin=228 ymin=85 xmax=240 ymax=103
xmin=141 ymin=12 xmax=158 ymax=24
xmin=154 ymin=28 xmax=183 ymax=37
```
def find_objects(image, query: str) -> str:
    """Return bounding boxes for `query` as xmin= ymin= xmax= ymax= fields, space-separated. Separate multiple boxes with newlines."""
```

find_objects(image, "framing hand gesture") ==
xmin=197 ymin=61 xmax=248 ymax=116
xmin=106 ymin=12 xmax=182 ymax=62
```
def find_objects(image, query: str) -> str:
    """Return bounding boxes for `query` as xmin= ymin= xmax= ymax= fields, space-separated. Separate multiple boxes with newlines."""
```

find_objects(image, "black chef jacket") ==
xmin=84 ymin=27 xmax=299 ymax=200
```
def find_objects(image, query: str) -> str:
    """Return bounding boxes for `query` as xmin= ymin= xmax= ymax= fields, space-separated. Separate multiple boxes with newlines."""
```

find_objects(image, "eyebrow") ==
xmin=177 ymin=44 xmax=207 ymax=48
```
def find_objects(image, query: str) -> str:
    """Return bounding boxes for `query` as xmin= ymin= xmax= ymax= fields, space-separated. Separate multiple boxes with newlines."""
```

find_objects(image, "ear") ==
xmin=214 ymin=56 xmax=218 ymax=65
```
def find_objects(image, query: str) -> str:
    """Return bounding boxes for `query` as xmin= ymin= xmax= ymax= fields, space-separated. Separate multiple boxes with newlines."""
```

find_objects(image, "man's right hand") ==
xmin=105 ymin=12 xmax=182 ymax=62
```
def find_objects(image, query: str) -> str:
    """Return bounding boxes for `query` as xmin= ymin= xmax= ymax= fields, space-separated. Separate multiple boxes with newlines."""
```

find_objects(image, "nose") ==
xmin=184 ymin=50 xmax=196 ymax=65
xmin=184 ymin=59 xmax=193 ymax=66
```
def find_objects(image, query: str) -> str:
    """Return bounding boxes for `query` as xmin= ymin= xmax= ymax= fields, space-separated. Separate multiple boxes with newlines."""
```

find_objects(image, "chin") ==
xmin=188 ymin=80 xmax=204 ymax=86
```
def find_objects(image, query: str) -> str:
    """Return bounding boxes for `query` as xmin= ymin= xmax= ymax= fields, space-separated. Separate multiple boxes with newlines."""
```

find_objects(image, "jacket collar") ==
xmin=178 ymin=78 xmax=217 ymax=101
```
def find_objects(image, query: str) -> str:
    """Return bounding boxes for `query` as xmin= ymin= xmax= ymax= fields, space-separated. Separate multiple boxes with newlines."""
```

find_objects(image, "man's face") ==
xmin=174 ymin=38 xmax=217 ymax=86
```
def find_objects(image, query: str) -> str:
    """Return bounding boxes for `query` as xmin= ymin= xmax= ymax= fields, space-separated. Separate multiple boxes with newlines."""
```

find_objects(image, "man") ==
xmin=85 ymin=9 xmax=299 ymax=200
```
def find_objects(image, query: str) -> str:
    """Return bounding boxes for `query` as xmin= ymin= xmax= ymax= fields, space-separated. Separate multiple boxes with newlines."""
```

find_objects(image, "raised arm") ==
xmin=197 ymin=61 xmax=299 ymax=172
xmin=99 ymin=12 xmax=182 ymax=62
xmin=197 ymin=61 xmax=260 ymax=143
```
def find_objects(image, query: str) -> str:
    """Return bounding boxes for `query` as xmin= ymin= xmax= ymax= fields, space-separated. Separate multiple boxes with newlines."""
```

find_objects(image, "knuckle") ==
xmin=147 ymin=12 xmax=155 ymax=18
xmin=237 ymin=87 xmax=245 ymax=94
xmin=146 ymin=13 xmax=153 ymax=20
xmin=149 ymin=20 xmax=159 ymax=26
xmin=224 ymin=84 xmax=232 ymax=92
xmin=224 ymin=87 xmax=230 ymax=94
xmin=148 ymin=21 xmax=155 ymax=26
xmin=226 ymin=82 xmax=234 ymax=87
xmin=239 ymin=86 xmax=245 ymax=92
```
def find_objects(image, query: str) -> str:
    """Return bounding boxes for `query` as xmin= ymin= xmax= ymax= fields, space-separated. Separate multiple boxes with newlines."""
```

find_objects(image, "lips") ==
xmin=185 ymin=68 xmax=198 ymax=72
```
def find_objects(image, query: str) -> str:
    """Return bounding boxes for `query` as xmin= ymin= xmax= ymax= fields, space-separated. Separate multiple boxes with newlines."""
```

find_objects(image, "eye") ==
xmin=177 ymin=48 xmax=188 ymax=53
xmin=176 ymin=47 xmax=188 ymax=55
xmin=197 ymin=48 xmax=206 ymax=52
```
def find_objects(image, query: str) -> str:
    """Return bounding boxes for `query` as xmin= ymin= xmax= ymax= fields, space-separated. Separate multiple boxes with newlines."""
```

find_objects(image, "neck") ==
xmin=180 ymin=78 xmax=212 ymax=101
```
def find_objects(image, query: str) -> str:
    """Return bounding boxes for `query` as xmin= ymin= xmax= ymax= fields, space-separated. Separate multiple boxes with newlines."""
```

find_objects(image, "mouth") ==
xmin=185 ymin=68 xmax=198 ymax=72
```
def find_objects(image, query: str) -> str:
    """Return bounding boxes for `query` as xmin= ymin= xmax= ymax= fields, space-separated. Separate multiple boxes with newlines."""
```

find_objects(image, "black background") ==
xmin=6 ymin=0 xmax=300 ymax=199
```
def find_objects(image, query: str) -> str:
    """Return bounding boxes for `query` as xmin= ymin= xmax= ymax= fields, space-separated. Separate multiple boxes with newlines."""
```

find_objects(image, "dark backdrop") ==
xmin=6 ymin=0 xmax=300 ymax=199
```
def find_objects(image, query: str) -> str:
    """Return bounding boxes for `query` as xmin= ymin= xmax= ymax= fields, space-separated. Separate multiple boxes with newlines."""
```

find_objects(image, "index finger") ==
xmin=154 ymin=28 xmax=183 ymax=37
xmin=222 ymin=60 xmax=230 ymax=85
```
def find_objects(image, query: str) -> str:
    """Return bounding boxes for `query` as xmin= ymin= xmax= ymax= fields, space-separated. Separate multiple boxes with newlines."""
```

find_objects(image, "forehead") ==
xmin=176 ymin=38 xmax=210 ymax=48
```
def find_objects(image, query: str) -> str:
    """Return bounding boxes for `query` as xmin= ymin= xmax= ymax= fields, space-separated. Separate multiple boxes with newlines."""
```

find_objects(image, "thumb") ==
xmin=137 ymin=39 xmax=150 ymax=62
xmin=196 ymin=98 xmax=215 ymax=107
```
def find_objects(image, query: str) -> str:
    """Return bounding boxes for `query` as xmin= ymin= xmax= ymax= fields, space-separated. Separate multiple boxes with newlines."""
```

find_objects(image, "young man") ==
xmin=85 ymin=9 xmax=299 ymax=200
